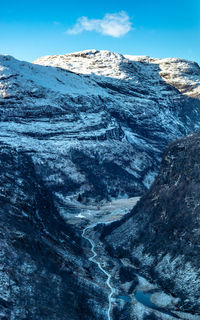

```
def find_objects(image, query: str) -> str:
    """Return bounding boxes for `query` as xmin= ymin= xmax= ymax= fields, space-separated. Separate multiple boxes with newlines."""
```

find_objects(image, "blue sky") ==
xmin=0 ymin=0 xmax=199 ymax=63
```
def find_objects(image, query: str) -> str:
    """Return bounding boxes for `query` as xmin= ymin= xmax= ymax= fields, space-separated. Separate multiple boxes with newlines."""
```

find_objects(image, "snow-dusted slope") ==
xmin=1 ymin=51 xmax=200 ymax=220
xmin=125 ymin=54 xmax=200 ymax=99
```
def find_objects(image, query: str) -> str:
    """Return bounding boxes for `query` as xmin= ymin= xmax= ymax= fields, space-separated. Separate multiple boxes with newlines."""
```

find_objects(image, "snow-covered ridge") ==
xmin=0 ymin=54 xmax=107 ymax=98
xmin=0 ymin=50 xmax=200 ymax=217
xmin=34 ymin=50 xmax=200 ymax=99
xmin=125 ymin=54 xmax=200 ymax=98
xmin=34 ymin=50 xmax=126 ymax=79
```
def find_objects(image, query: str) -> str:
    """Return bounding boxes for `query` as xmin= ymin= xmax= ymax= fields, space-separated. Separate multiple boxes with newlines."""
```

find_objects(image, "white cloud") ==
xmin=67 ymin=11 xmax=132 ymax=38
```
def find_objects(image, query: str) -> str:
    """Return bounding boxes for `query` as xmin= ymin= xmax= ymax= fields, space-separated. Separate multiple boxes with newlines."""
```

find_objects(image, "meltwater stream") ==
xmin=82 ymin=224 xmax=115 ymax=320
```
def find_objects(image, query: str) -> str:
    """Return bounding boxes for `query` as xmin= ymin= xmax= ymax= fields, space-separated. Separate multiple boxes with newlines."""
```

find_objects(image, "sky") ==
xmin=0 ymin=0 xmax=199 ymax=64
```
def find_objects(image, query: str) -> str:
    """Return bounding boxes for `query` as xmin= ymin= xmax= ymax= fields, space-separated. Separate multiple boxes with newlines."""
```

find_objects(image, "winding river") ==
xmin=82 ymin=223 xmax=183 ymax=320
xmin=82 ymin=224 xmax=115 ymax=320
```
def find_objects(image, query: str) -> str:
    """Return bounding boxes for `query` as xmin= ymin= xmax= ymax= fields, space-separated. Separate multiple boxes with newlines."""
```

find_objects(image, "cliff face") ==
xmin=103 ymin=130 xmax=200 ymax=313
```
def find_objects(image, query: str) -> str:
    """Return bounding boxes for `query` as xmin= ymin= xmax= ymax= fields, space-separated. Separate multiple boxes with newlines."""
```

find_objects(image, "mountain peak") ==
xmin=34 ymin=50 xmax=200 ymax=98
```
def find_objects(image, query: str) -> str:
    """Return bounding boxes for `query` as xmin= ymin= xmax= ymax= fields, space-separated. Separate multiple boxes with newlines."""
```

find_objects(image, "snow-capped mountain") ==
xmin=35 ymin=50 xmax=200 ymax=98
xmin=1 ymin=50 xmax=200 ymax=319
xmin=1 ymin=50 xmax=200 ymax=221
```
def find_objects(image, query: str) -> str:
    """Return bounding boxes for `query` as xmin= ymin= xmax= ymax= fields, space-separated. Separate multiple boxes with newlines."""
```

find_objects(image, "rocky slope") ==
xmin=102 ymin=129 xmax=200 ymax=315
xmin=0 ymin=142 xmax=111 ymax=319
xmin=34 ymin=51 xmax=200 ymax=205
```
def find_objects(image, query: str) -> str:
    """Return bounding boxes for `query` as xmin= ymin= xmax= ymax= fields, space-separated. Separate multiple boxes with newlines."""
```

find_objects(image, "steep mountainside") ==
xmin=0 ymin=143 xmax=111 ymax=319
xmin=1 ymin=50 xmax=199 ymax=217
xmin=102 ymin=130 xmax=200 ymax=314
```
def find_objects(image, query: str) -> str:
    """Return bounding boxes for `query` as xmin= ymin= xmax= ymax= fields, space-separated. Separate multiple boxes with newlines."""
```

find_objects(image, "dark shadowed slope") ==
xmin=0 ymin=144 xmax=108 ymax=319
xmin=102 ymin=130 xmax=200 ymax=314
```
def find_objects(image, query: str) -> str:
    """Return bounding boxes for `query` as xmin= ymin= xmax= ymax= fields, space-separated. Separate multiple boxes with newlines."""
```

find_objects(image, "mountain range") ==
xmin=0 ymin=50 xmax=200 ymax=319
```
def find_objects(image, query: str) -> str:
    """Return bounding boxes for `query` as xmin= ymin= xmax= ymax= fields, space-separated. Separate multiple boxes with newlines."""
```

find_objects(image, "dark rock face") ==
xmin=102 ymin=130 xmax=200 ymax=313
xmin=0 ymin=144 xmax=107 ymax=319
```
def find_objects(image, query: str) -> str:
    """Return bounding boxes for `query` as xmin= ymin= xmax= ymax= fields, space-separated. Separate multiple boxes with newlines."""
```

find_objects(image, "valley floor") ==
xmin=80 ymin=198 xmax=200 ymax=320
xmin=66 ymin=196 xmax=140 ymax=225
